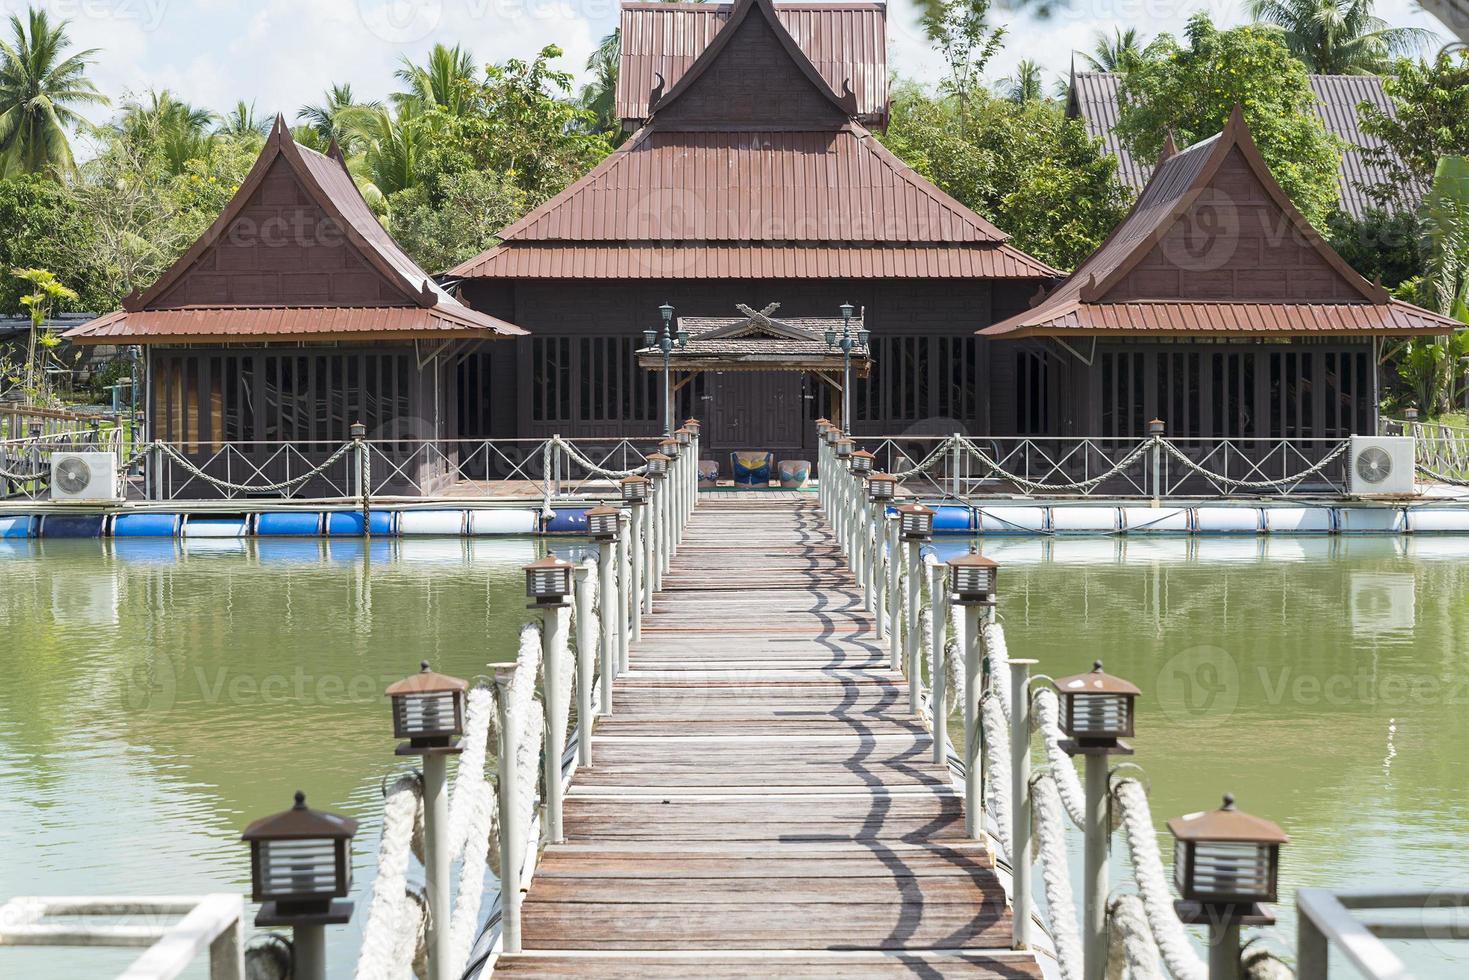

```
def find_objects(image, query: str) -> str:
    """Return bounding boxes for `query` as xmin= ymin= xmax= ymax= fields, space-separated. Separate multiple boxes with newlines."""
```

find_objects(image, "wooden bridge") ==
xmin=493 ymin=496 xmax=1045 ymax=978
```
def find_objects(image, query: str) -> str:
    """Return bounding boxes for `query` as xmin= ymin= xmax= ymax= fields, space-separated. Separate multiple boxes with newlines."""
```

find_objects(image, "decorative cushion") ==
xmin=731 ymin=451 xmax=774 ymax=486
xmin=698 ymin=460 xmax=720 ymax=488
xmin=778 ymin=459 xmax=812 ymax=489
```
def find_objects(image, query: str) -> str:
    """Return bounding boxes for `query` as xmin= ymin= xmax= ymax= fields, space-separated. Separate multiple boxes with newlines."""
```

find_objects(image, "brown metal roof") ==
xmin=67 ymin=305 xmax=521 ymax=345
xmin=984 ymin=108 xmax=1459 ymax=339
xmin=485 ymin=127 xmax=1011 ymax=245
xmin=452 ymin=243 xmax=1055 ymax=280
xmin=617 ymin=1 xmax=887 ymax=127
xmin=1066 ymin=70 xmax=1420 ymax=218
xmin=67 ymin=116 xmax=525 ymax=346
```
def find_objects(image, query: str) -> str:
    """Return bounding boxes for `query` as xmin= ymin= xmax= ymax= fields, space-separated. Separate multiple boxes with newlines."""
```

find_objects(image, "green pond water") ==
xmin=1 ymin=533 xmax=1466 ymax=976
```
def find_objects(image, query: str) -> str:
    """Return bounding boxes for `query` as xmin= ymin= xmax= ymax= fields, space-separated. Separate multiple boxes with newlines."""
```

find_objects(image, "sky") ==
xmin=6 ymin=0 xmax=1452 ymax=134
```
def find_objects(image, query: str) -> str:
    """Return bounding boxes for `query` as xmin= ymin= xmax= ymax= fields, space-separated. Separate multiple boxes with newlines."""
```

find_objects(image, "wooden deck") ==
xmin=494 ymin=497 xmax=1043 ymax=978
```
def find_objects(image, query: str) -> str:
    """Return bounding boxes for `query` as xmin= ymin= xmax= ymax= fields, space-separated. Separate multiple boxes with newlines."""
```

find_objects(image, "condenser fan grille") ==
xmin=55 ymin=457 xmax=92 ymax=494
xmin=1355 ymin=446 xmax=1393 ymax=485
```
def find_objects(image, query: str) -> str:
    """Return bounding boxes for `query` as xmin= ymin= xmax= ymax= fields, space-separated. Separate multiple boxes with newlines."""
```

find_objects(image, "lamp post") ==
xmin=1054 ymin=660 xmax=1140 ymax=980
xmin=524 ymin=554 xmax=574 ymax=843
xmin=644 ymin=302 xmax=687 ymax=437
xmin=897 ymin=503 xmax=934 ymax=715
xmin=824 ymin=303 xmax=868 ymax=435
xmin=948 ymin=545 xmax=998 ymax=828
xmin=242 ymin=791 xmax=356 ymax=980
xmin=1170 ymin=795 xmax=1287 ymax=980
xmin=868 ymin=473 xmax=896 ymax=638
xmin=659 ymin=437 xmax=682 ymax=554
xmin=588 ymin=505 xmax=620 ymax=717
xmin=645 ymin=452 xmax=670 ymax=591
xmin=384 ymin=661 xmax=468 ymax=980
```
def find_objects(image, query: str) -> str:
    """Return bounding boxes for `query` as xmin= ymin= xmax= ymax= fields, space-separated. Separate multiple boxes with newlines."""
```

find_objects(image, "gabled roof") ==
xmin=647 ymin=0 xmax=857 ymax=126
xmin=617 ymin=2 xmax=887 ymax=128
xmin=635 ymin=304 xmax=870 ymax=371
xmin=1065 ymin=70 xmax=1421 ymax=218
xmin=67 ymin=117 xmax=524 ymax=345
xmin=983 ymin=107 xmax=1459 ymax=339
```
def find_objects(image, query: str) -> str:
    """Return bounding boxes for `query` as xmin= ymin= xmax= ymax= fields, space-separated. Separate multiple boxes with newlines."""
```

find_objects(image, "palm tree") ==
xmin=115 ymin=90 xmax=218 ymax=176
xmin=579 ymin=29 xmax=620 ymax=135
xmin=1247 ymin=0 xmax=1433 ymax=73
xmin=298 ymin=83 xmax=377 ymax=152
xmin=219 ymin=100 xmax=268 ymax=139
xmin=998 ymin=59 xmax=1045 ymax=103
xmin=337 ymin=102 xmax=426 ymax=198
xmin=0 ymin=8 xmax=105 ymax=176
xmin=1079 ymin=27 xmax=1147 ymax=72
xmin=393 ymin=43 xmax=477 ymax=115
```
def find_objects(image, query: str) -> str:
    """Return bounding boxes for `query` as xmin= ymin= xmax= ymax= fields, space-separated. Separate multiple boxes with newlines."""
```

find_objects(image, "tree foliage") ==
xmin=1357 ymin=49 xmax=1469 ymax=203
xmin=1246 ymin=0 xmax=1431 ymax=74
xmin=1114 ymin=14 xmax=1342 ymax=227
xmin=882 ymin=83 xmax=1130 ymax=270
xmin=0 ymin=8 xmax=105 ymax=176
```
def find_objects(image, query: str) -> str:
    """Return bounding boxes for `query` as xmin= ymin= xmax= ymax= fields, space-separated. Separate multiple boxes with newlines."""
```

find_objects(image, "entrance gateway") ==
xmin=635 ymin=304 xmax=870 ymax=477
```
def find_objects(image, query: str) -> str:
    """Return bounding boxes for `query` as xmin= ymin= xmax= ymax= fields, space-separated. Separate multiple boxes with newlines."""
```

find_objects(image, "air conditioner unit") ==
xmin=50 ymin=452 xmax=121 ymax=502
xmin=1348 ymin=436 xmax=1415 ymax=496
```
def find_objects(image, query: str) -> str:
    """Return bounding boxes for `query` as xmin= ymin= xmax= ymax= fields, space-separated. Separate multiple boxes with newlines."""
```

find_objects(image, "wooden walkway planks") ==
xmin=495 ymin=497 xmax=1043 ymax=978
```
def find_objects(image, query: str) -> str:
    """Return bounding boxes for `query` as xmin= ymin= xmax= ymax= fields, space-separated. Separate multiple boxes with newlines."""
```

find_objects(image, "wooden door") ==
xmin=708 ymin=372 xmax=805 ymax=454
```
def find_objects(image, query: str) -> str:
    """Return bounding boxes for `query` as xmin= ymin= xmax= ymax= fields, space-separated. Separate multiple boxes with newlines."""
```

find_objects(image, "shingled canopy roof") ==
xmin=983 ymin=107 xmax=1459 ymax=341
xmin=636 ymin=303 xmax=871 ymax=373
xmin=450 ymin=0 xmax=1058 ymax=283
xmin=1065 ymin=69 xmax=1421 ymax=218
xmin=67 ymin=117 xmax=525 ymax=345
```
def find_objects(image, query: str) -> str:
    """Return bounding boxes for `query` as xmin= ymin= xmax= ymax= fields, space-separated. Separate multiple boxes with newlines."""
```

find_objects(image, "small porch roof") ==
xmin=635 ymin=304 xmax=871 ymax=375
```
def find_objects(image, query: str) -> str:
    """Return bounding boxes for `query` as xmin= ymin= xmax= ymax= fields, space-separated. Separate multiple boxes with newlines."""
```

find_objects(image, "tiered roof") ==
xmin=984 ymin=108 xmax=1458 ymax=339
xmin=451 ymin=0 xmax=1058 ymax=282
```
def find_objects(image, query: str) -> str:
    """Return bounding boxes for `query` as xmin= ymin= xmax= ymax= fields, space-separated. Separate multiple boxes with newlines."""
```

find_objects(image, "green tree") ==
xmin=394 ymin=43 xmax=477 ymax=116
xmin=389 ymin=169 xmax=527 ymax=272
xmin=998 ymin=60 xmax=1045 ymax=104
xmin=1080 ymin=28 xmax=1147 ymax=72
xmin=1246 ymin=0 xmax=1431 ymax=74
xmin=337 ymin=102 xmax=429 ymax=198
xmin=0 ymin=174 xmax=104 ymax=314
xmin=298 ymin=83 xmax=377 ymax=152
xmin=218 ymin=100 xmax=268 ymax=140
xmin=1324 ymin=207 xmax=1423 ymax=290
xmin=882 ymin=82 xmax=1130 ymax=269
xmin=114 ymin=90 xmax=220 ymax=177
xmin=11 ymin=266 xmax=76 ymax=401
xmin=1115 ymin=14 xmax=1342 ymax=226
xmin=0 ymin=8 xmax=105 ymax=176
xmin=579 ymin=29 xmax=621 ymax=136
xmin=1357 ymin=49 xmax=1469 ymax=204
xmin=921 ymin=0 xmax=1006 ymax=134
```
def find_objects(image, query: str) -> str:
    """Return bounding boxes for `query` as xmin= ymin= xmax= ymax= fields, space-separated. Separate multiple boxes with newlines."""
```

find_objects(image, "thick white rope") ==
xmin=353 ymin=773 xmax=425 ymax=980
xmin=1160 ymin=439 xmax=1349 ymax=490
xmin=1108 ymin=893 xmax=1166 ymax=980
xmin=448 ymin=687 xmax=494 ymax=858
xmin=981 ymin=620 xmax=1012 ymax=719
xmin=1031 ymin=688 xmax=1086 ymax=829
xmin=154 ymin=439 xmax=355 ymax=493
xmin=1112 ymin=778 xmax=1206 ymax=980
xmin=550 ymin=436 xmax=648 ymax=479
xmin=447 ymin=778 xmax=495 ymax=977
xmin=961 ymin=435 xmax=1154 ymax=493
xmin=979 ymin=691 xmax=1012 ymax=858
xmin=1032 ymin=772 xmax=1084 ymax=980
xmin=1241 ymin=946 xmax=1295 ymax=980
xmin=944 ymin=604 xmax=963 ymax=718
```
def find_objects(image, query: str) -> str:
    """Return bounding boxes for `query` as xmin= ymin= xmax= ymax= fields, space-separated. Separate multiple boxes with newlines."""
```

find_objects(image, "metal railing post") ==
xmin=423 ymin=752 xmax=452 ymax=979
xmin=1010 ymin=658 xmax=1037 ymax=949
xmin=887 ymin=515 xmax=902 ymax=671
xmin=906 ymin=539 xmax=922 ymax=714
xmin=574 ymin=561 xmax=595 ymax=766
xmin=928 ymin=557 xmax=948 ymax=765
xmin=951 ymin=432 xmax=961 ymax=499
xmin=1296 ymin=905 xmax=1328 ymax=979
xmin=541 ymin=603 xmax=568 ymax=844
xmin=1150 ymin=419 xmax=1165 ymax=506
xmin=872 ymin=502 xmax=886 ymax=640
xmin=963 ymin=605 xmax=983 ymax=838
xmin=863 ymin=498 xmax=876 ymax=615
xmin=493 ymin=666 xmax=522 ymax=954
xmin=1084 ymin=752 xmax=1109 ymax=980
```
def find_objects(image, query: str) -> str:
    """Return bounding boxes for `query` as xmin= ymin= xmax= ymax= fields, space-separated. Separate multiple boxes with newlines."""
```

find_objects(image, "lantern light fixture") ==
xmin=1168 ymin=794 xmax=1287 ymax=910
xmin=1053 ymin=660 xmax=1139 ymax=750
xmin=242 ymin=791 xmax=356 ymax=925
xmin=947 ymin=544 xmax=998 ymax=606
xmin=621 ymin=474 xmax=650 ymax=505
xmin=867 ymin=473 xmax=897 ymax=503
xmin=834 ymin=437 xmax=854 ymax=460
xmin=674 ymin=427 xmax=692 ymax=446
xmin=524 ymin=554 xmax=575 ymax=608
xmin=385 ymin=661 xmax=468 ymax=753
xmin=683 ymin=418 xmax=701 ymax=435
xmin=659 ymin=437 xmax=680 ymax=459
xmin=586 ymin=505 xmax=620 ymax=541
xmin=350 ymin=421 xmax=366 ymax=440
xmin=897 ymin=502 xmax=935 ymax=541
xmin=645 ymin=451 xmax=670 ymax=477
xmin=850 ymin=449 xmax=875 ymax=474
